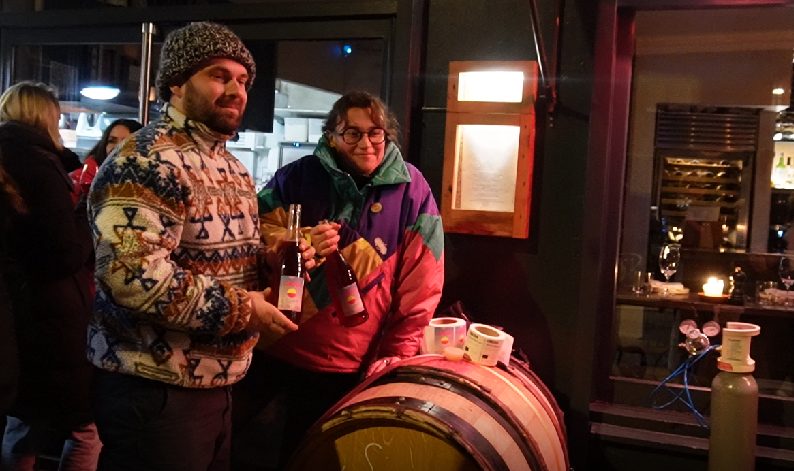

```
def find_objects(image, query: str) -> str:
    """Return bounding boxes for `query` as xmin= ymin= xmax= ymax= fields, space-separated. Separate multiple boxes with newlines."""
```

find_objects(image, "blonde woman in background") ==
xmin=0 ymin=82 xmax=99 ymax=471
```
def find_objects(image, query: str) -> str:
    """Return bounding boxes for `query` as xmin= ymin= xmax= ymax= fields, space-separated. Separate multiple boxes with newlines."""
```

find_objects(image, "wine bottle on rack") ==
xmin=772 ymin=153 xmax=786 ymax=188
xmin=325 ymin=245 xmax=369 ymax=327
xmin=272 ymin=203 xmax=304 ymax=323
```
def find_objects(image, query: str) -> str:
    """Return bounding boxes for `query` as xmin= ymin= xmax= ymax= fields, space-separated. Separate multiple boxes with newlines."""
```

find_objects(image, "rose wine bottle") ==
xmin=272 ymin=203 xmax=304 ymax=323
xmin=325 ymin=247 xmax=368 ymax=327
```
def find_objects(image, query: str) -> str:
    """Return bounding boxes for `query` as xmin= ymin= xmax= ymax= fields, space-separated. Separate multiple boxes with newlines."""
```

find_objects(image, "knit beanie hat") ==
xmin=156 ymin=22 xmax=256 ymax=101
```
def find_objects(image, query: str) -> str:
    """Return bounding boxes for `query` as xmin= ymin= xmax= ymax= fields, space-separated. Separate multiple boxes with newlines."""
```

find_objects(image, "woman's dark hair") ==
xmin=322 ymin=91 xmax=400 ymax=147
xmin=88 ymin=118 xmax=142 ymax=165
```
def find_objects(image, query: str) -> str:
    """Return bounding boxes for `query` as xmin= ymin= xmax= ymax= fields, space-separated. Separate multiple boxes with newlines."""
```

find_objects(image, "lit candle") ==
xmin=702 ymin=277 xmax=725 ymax=297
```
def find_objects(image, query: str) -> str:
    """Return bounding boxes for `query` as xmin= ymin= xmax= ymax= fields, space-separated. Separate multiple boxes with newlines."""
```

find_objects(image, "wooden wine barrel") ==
xmin=287 ymin=354 xmax=569 ymax=471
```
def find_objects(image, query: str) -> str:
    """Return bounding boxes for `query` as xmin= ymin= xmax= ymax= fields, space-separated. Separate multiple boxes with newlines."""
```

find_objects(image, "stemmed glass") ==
xmin=658 ymin=244 xmax=681 ymax=296
xmin=778 ymin=256 xmax=794 ymax=305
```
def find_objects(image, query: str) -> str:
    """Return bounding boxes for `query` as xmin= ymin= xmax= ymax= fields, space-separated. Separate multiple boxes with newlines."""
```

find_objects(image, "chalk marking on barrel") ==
xmin=364 ymin=442 xmax=384 ymax=470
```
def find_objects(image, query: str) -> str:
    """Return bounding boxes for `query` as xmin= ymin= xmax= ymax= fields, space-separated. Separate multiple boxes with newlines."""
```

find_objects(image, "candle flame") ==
xmin=703 ymin=277 xmax=725 ymax=297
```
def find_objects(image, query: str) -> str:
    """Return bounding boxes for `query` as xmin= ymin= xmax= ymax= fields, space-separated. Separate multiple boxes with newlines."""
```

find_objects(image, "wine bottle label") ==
xmin=338 ymin=283 xmax=364 ymax=317
xmin=277 ymin=276 xmax=304 ymax=311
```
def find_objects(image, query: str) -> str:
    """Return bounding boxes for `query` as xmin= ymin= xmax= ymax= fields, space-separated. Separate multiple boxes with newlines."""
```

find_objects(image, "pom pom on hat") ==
xmin=156 ymin=22 xmax=256 ymax=101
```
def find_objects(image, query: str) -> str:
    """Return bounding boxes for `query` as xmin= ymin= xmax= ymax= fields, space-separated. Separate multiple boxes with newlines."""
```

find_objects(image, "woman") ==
xmin=0 ymin=82 xmax=100 ymax=470
xmin=69 ymin=118 xmax=141 ymax=204
xmin=232 ymin=91 xmax=445 ymax=470
xmin=0 ymin=159 xmax=24 ymax=417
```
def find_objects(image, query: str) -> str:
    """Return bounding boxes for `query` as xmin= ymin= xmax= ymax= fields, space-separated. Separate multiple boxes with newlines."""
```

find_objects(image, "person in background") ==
xmin=87 ymin=22 xmax=314 ymax=471
xmin=0 ymin=81 xmax=100 ymax=470
xmin=69 ymin=119 xmax=143 ymax=300
xmin=0 ymin=158 xmax=24 ymax=418
xmin=232 ymin=90 xmax=444 ymax=470
xmin=69 ymin=118 xmax=142 ymax=204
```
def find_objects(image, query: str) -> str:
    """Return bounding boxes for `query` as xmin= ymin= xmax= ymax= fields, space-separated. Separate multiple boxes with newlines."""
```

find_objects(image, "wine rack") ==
xmin=660 ymin=157 xmax=743 ymax=219
xmin=658 ymin=156 xmax=747 ymax=248
xmin=653 ymin=105 xmax=758 ymax=251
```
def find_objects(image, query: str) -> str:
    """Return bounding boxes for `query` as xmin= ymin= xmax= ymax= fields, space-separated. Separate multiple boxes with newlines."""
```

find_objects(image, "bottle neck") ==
xmin=287 ymin=204 xmax=302 ymax=243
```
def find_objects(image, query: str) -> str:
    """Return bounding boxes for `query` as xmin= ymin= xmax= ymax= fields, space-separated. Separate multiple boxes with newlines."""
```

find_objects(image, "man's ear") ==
xmin=170 ymin=83 xmax=184 ymax=100
xmin=328 ymin=134 xmax=336 ymax=148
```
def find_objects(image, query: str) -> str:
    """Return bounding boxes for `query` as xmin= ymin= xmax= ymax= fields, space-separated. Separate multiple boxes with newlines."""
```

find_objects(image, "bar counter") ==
xmin=616 ymin=292 xmax=794 ymax=319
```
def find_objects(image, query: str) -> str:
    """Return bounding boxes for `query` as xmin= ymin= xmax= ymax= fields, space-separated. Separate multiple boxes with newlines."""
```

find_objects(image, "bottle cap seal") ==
xmin=717 ymin=322 xmax=760 ymax=373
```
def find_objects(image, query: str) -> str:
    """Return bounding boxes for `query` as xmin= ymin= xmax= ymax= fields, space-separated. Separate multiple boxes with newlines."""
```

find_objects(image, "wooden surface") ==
xmin=616 ymin=291 xmax=794 ymax=319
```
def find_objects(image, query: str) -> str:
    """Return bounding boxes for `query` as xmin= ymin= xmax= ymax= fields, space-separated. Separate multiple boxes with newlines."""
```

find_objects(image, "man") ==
xmin=87 ymin=22 xmax=311 ymax=471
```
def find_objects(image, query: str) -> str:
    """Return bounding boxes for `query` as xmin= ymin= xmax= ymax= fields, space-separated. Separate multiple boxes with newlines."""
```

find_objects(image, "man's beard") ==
xmin=183 ymin=83 xmax=245 ymax=135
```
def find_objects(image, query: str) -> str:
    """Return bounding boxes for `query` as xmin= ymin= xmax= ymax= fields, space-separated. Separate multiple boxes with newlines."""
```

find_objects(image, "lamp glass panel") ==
xmin=453 ymin=124 xmax=519 ymax=212
xmin=457 ymin=71 xmax=524 ymax=103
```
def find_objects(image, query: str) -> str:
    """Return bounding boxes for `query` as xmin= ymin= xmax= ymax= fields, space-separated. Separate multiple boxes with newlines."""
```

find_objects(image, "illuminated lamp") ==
xmin=80 ymin=86 xmax=120 ymax=100
xmin=441 ymin=61 xmax=539 ymax=238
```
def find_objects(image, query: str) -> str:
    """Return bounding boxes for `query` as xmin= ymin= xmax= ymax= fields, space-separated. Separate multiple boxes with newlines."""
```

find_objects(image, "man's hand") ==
xmin=309 ymin=221 xmax=341 ymax=258
xmin=247 ymin=288 xmax=298 ymax=336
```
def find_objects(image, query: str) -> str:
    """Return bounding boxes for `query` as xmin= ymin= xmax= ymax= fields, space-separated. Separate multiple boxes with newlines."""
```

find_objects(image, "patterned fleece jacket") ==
xmin=87 ymin=105 xmax=259 ymax=388
xmin=258 ymin=137 xmax=444 ymax=373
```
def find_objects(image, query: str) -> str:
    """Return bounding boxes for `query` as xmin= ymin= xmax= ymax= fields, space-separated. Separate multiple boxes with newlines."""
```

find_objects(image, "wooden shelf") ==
xmin=662 ymin=176 xmax=737 ymax=184
xmin=664 ymin=158 xmax=741 ymax=169
xmin=660 ymin=187 xmax=739 ymax=197
xmin=660 ymin=210 xmax=737 ymax=219
xmin=660 ymin=198 xmax=742 ymax=209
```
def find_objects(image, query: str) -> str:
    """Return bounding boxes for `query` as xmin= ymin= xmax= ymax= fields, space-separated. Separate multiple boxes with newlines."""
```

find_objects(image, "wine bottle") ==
xmin=325 ymin=242 xmax=368 ymax=327
xmin=773 ymin=153 xmax=788 ymax=188
xmin=272 ymin=203 xmax=304 ymax=323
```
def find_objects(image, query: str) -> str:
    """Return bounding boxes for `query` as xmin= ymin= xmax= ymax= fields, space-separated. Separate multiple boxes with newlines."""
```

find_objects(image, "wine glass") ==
xmin=658 ymin=244 xmax=681 ymax=296
xmin=779 ymin=256 xmax=794 ymax=305
xmin=779 ymin=256 xmax=794 ymax=289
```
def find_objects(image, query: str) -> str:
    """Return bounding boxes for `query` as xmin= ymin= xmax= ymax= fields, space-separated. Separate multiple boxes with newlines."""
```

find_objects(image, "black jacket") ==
xmin=0 ymin=276 xmax=17 ymax=416
xmin=0 ymin=186 xmax=18 ymax=415
xmin=0 ymin=121 xmax=94 ymax=428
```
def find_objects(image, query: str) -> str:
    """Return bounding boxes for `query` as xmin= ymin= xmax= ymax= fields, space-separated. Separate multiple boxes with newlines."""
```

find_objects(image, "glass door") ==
xmin=1 ymin=25 xmax=145 ymax=158
xmin=601 ymin=3 xmax=794 ymax=436
xmin=1 ymin=16 xmax=392 ymax=182
xmin=179 ymin=19 xmax=391 ymax=190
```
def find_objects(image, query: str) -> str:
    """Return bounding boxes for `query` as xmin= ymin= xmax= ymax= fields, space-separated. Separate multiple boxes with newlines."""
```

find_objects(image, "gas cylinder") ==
xmin=708 ymin=322 xmax=761 ymax=471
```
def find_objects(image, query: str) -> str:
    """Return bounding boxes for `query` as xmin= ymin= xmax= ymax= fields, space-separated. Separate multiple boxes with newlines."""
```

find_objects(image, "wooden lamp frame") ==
xmin=441 ymin=60 xmax=539 ymax=238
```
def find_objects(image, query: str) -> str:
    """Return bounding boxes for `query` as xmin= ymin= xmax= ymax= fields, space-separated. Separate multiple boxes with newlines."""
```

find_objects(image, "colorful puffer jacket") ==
xmin=258 ymin=137 xmax=444 ymax=373
xmin=87 ymin=105 xmax=259 ymax=388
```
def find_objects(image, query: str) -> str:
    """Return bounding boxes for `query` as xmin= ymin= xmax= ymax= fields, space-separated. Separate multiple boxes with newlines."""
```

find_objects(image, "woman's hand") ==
xmin=309 ymin=220 xmax=341 ymax=258
xmin=364 ymin=356 xmax=402 ymax=378
xmin=298 ymin=237 xmax=317 ymax=276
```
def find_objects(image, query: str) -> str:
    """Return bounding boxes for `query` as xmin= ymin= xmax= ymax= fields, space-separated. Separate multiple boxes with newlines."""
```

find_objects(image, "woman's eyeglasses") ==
xmin=337 ymin=127 xmax=386 ymax=145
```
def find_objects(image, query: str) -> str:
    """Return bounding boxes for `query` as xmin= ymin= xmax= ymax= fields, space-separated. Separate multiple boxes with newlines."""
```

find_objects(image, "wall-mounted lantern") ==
xmin=441 ymin=60 xmax=539 ymax=238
